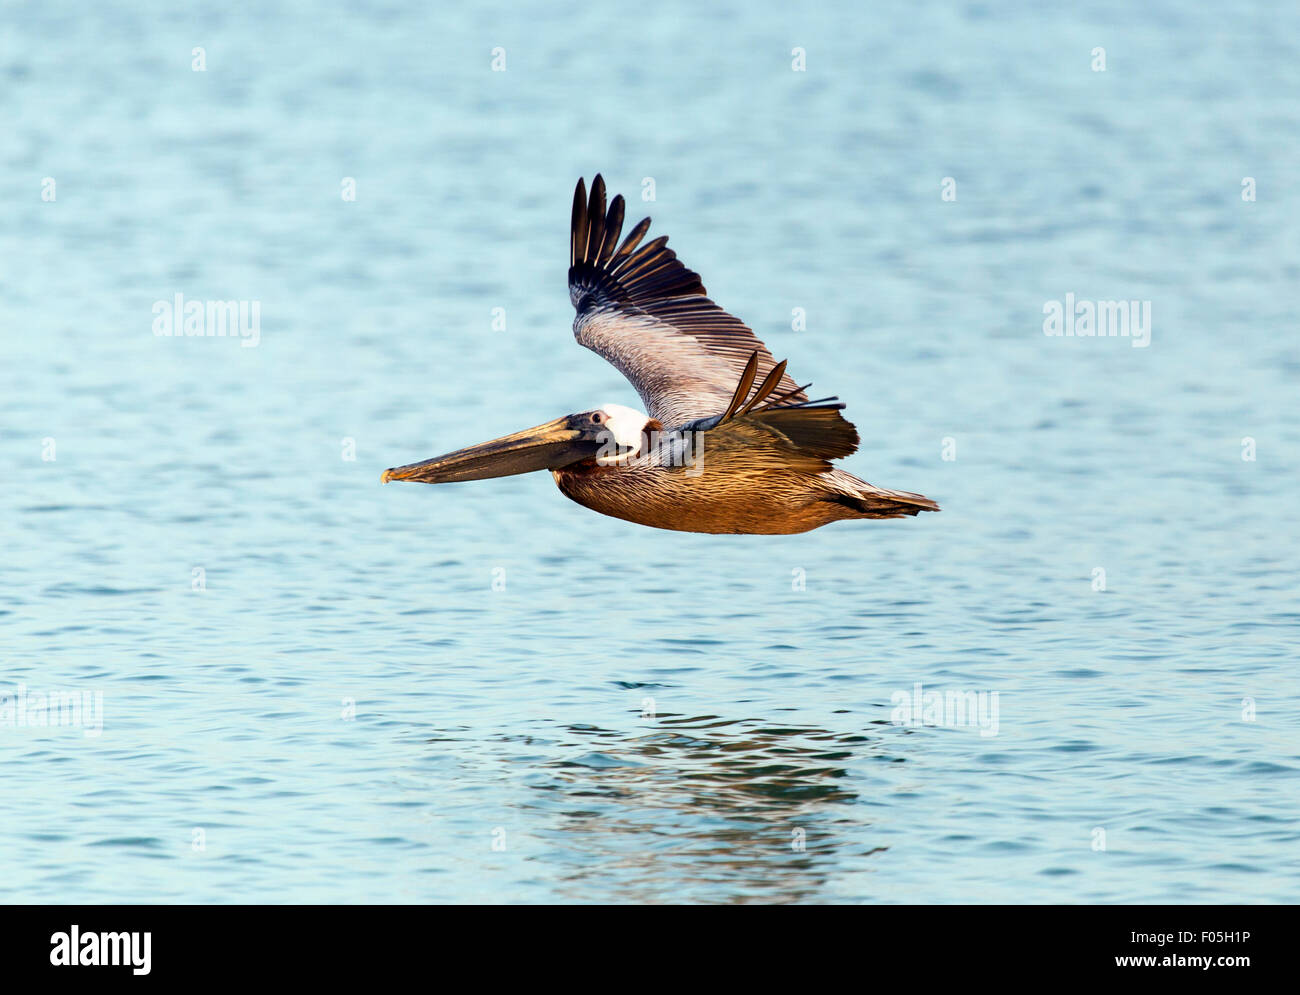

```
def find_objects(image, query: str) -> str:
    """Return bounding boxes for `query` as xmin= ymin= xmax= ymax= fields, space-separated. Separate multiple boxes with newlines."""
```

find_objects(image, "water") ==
xmin=2 ymin=0 xmax=1298 ymax=903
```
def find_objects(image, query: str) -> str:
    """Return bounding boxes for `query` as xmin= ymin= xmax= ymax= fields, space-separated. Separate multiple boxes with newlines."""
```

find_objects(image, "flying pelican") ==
xmin=382 ymin=175 xmax=939 ymax=534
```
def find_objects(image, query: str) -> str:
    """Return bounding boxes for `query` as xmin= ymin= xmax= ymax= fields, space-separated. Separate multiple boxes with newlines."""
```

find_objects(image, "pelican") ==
xmin=382 ymin=175 xmax=939 ymax=534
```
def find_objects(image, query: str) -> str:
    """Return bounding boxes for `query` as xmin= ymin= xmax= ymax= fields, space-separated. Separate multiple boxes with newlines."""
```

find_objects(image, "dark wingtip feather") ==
xmin=571 ymin=177 xmax=588 ymax=267
xmin=585 ymin=175 xmax=606 ymax=265
xmin=739 ymin=358 xmax=788 ymax=415
xmin=569 ymin=177 xmax=709 ymax=302
xmin=598 ymin=194 xmax=625 ymax=267
xmin=721 ymin=351 xmax=760 ymax=421
xmin=763 ymin=382 xmax=814 ymax=409
xmin=611 ymin=217 xmax=651 ymax=269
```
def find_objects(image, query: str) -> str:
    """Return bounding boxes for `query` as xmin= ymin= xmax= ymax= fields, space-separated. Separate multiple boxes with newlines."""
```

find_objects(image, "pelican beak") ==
xmin=382 ymin=416 xmax=603 ymax=484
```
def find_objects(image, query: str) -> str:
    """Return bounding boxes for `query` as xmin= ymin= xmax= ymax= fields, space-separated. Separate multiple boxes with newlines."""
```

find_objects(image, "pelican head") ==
xmin=381 ymin=405 xmax=658 ymax=484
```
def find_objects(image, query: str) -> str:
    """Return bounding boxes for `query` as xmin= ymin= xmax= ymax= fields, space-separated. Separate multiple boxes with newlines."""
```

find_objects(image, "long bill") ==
xmin=381 ymin=417 xmax=602 ymax=484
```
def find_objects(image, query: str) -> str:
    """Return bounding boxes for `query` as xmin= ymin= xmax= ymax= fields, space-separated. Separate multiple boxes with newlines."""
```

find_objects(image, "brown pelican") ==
xmin=382 ymin=175 xmax=939 ymax=534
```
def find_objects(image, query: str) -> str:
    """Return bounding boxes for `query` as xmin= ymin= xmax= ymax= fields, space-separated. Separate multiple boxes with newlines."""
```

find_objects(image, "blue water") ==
xmin=3 ymin=1 xmax=1298 ymax=903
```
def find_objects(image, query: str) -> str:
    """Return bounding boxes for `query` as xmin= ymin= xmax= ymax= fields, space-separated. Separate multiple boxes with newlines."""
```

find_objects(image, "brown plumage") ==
xmin=381 ymin=174 xmax=939 ymax=535
xmin=552 ymin=342 xmax=937 ymax=534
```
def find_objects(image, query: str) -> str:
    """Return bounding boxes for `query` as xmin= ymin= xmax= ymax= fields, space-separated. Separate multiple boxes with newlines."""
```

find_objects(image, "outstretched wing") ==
xmin=568 ymin=174 xmax=809 ymax=429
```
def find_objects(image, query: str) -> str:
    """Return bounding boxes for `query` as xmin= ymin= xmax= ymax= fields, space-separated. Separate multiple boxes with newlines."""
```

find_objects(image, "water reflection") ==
xmin=522 ymin=715 xmax=896 ymax=903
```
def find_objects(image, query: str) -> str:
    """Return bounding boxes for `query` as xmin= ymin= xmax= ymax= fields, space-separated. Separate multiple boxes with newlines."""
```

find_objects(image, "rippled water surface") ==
xmin=3 ymin=1 xmax=1299 ymax=903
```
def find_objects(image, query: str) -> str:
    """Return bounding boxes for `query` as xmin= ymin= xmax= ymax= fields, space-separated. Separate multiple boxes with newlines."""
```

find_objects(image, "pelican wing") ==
xmin=700 ymin=401 xmax=939 ymax=517
xmin=568 ymin=175 xmax=809 ymax=429
xmin=705 ymin=404 xmax=860 ymax=474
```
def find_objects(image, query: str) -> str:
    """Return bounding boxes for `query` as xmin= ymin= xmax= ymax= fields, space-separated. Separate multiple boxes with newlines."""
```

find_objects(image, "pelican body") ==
xmin=382 ymin=176 xmax=939 ymax=534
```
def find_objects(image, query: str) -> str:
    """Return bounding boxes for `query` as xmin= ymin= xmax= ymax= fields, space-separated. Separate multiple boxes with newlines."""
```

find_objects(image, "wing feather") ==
xmin=568 ymin=174 xmax=809 ymax=428
xmin=700 ymin=402 xmax=861 ymax=476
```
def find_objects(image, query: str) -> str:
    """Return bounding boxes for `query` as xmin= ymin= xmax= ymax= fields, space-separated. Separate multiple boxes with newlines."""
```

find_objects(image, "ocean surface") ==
xmin=2 ymin=1 xmax=1298 ymax=903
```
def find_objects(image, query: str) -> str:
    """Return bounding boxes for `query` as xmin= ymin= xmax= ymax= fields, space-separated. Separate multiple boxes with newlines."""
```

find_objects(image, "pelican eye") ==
xmin=591 ymin=412 xmax=604 ymax=425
